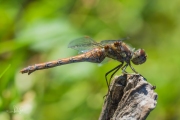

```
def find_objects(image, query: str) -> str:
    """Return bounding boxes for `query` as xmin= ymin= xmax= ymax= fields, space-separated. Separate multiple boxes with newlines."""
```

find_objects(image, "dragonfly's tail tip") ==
xmin=20 ymin=69 xmax=29 ymax=75
xmin=20 ymin=70 xmax=24 ymax=74
xmin=20 ymin=71 xmax=32 ymax=75
xmin=20 ymin=71 xmax=26 ymax=74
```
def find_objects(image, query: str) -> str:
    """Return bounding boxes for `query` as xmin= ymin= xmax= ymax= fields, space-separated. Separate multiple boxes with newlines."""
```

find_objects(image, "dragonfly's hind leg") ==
xmin=121 ymin=63 xmax=128 ymax=73
xmin=104 ymin=62 xmax=124 ymax=100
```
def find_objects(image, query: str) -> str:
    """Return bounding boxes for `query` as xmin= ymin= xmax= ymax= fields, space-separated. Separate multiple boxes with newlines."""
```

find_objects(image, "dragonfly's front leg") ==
xmin=129 ymin=62 xmax=138 ymax=73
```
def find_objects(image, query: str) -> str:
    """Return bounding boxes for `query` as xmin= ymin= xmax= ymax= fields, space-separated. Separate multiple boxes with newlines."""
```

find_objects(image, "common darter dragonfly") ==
xmin=21 ymin=36 xmax=147 ymax=91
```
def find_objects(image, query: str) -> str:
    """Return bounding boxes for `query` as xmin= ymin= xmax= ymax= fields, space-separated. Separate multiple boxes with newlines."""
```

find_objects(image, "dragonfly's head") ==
xmin=131 ymin=49 xmax=147 ymax=65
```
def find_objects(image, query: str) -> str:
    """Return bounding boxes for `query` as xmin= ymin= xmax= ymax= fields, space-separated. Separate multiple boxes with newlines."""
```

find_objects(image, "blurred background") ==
xmin=0 ymin=0 xmax=180 ymax=120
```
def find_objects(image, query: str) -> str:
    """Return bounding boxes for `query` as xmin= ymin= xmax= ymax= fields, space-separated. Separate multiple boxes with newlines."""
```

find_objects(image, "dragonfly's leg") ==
xmin=108 ymin=63 xmax=124 ymax=101
xmin=121 ymin=63 xmax=128 ymax=73
xmin=109 ymin=64 xmax=123 ymax=87
xmin=105 ymin=63 xmax=124 ymax=89
xmin=129 ymin=62 xmax=138 ymax=73
xmin=104 ymin=63 xmax=124 ymax=99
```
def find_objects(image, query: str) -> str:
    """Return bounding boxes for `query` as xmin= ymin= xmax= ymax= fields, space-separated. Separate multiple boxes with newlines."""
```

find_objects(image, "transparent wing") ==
xmin=68 ymin=36 xmax=101 ymax=53
xmin=100 ymin=37 xmax=129 ymax=45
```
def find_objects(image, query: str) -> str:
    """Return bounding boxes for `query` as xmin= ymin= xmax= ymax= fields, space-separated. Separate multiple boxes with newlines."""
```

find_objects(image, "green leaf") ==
xmin=0 ymin=64 xmax=11 ymax=79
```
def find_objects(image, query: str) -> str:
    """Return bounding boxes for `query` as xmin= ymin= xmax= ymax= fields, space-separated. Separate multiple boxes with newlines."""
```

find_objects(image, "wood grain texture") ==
xmin=99 ymin=74 xmax=157 ymax=120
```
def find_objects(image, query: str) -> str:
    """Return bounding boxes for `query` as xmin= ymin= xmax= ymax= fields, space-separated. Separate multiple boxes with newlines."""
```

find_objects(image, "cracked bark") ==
xmin=99 ymin=74 xmax=157 ymax=120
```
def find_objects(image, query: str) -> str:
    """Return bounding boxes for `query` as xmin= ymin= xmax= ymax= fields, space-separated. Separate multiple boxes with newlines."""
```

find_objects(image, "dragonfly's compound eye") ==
xmin=131 ymin=49 xmax=147 ymax=65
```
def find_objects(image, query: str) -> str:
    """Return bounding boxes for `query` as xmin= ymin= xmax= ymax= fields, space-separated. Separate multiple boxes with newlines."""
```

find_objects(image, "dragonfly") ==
xmin=21 ymin=36 xmax=147 ymax=93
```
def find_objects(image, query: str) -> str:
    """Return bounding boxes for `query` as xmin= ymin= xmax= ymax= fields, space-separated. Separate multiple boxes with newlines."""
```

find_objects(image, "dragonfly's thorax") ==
xmin=104 ymin=42 xmax=132 ymax=63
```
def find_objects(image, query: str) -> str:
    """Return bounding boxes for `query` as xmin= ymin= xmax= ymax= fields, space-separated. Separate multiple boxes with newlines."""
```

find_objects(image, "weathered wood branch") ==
xmin=99 ymin=74 xmax=157 ymax=120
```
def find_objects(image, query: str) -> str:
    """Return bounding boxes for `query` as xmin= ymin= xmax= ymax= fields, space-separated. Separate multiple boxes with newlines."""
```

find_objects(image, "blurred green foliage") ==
xmin=0 ymin=0 xmax=180 ymax=120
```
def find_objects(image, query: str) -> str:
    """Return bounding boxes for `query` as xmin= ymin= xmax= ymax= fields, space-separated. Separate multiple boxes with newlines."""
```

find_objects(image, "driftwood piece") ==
xmin=99 ymin=74 xmax=157 ymax=120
